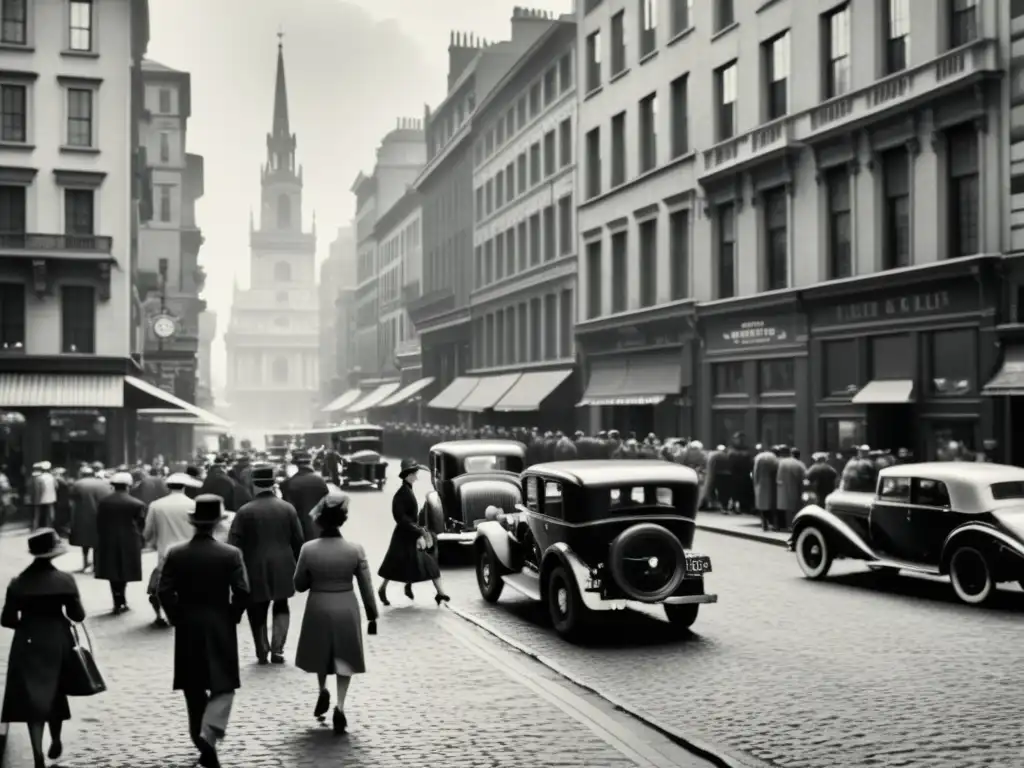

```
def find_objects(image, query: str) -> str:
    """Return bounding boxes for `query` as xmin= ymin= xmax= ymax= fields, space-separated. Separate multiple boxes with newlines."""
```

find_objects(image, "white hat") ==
xmin=110 ymin=471 xmax=134 ymax=486
xmin=689 ymin=440 xmax=704 ymax=450
xmin=39 ymin=461 xmax=51 ymax=471
xmin=166 ymin=472 xmax=200 ymax=488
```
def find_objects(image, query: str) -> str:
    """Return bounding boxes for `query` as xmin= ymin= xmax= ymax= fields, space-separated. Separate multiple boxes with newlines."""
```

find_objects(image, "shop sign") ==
xmin=821 ymin=289 xmax=965 ymax=327
xmin=704 ymin=315 xmax=802 ymax=352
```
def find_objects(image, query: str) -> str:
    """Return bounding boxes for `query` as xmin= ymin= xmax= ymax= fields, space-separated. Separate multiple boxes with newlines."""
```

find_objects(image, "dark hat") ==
xmin=398 ymin=458 xmax=426 ymax=478
xmin=190 ymin=494 xmax=226 ymax=525
xmin=250 ymin=463 xmax=276 ymax=486
xmin=185 ymin=465 xmax=201 ymax=478
xmin=213 ymin=453 xmax=230 ymax=465
xmin=28 ymin=528 xmax=68 ymax=559
xmin=292 ymin=450 xmax=312 ymax=465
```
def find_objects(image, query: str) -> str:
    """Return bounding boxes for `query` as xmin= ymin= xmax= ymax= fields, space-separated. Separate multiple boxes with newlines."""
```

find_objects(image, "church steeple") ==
xmin=264 ymin=32 xmax=297 ymax=181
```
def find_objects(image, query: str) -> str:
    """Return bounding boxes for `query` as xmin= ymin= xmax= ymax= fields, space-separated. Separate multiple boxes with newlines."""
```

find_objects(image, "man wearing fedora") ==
xmin=143 ymin=472 xmax=200 ymax=628
xmin=228 ymin=464 xmax=304 ymax=665
xmin=199 ymin=454 xmax=251 ymax=513
xmin=279 ymin=449 xmax=328 ymax=542
xmin=158 ymin=494 xmax=250 ymax=768
xmin=94 ymin=472 xmax=147 ymax=614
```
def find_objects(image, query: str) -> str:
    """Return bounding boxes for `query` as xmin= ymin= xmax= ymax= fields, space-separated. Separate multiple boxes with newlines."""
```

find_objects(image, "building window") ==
xmin=485 ymin=179 xmax=493 ymax=214
xmin=715 ymin=0 xmax=735 ymax=33
xmin=638 ymin=218 xmax=657 ymax=307
xmin=586 ymin=127 xmax=601 ymax=198
xmin=611 ymin=11 xmax=626 ymax=75
xmin=504 ymin=307 xmax=515 ymax=363
xmin=759 ymin=411 xmax=795 ymax=448
xmin=639 ymin=0 xmax=656 ymax=58
xmin=495 ymin=170 xmax=505 ymax=209
xmin=585 ymin=30 xmax=601 ymax=91
xmin=484 ymin=240 xmax=493 ymax=284
xmin=669 ymin=209 xmax=689 ymax=300
xmin=881 ymin=147 xmax=911 ymax=270
xmin=517 ymin=303 xmax=528 ymax=362
xmin=473 ymin=246 xmax=482 ymax=289
xmin=950 ymin=0 xmax=977 ymax=48
xmin=64 ymin=189 xmax=93 ymax=235
xmin=517 ymin=152 xmax=526 ymax=194
xmin=826 ymin=165 xmax=852 ymax=279
xmin=0 ymin=184 xmax=25 ymax=231
xmin=639 ymin=92 xmax=657 ymax=173
xmin=559 ymin=289 xmax=572 ymax=357
xmin=544 ymin=293 xmax=557 ymax=359
xmin=529 ymin=298 xmax=542 ymax=362
xmin=712 ymin=411 xmax=745 ymax=446
xmin=558 ymin=194 xmax=573 ymax=255
xmin=764 ymin=32 xmax=789 ymax=121
xmin=715 ymin=61 xmax=737 ymax=141
xmin=159 ymin=185 xmax=172 ymax=222
xmin=529 ymin=212 xmax=541 ymax=266
xmin=496 ymin=312 xmax=506 ymax=365
xmin=559 ymin=118 xmax=571 ymax=167
xmin=517 ymin=220 xmax=527 ymax=271
xmin=670 ymin=0 xmax=693 ymax=35
xmin=158 ymin=88 xmax=171 ymax=113
xmin=159 ymin=131 xmax=170 ymax=163
xmin=543 ymin=67 xmax=557 ymax=106
xmin=529 ymin=142 xmax=541 ymax=185
xmin=713 ymin=362 xmax=744 ymax=395
xmin=611 ymin=230 xmax=627 ymax=313
xmin=485 ymin=314 xmax=495 ymax=367
xmin=66 ymin=88 xmax=93 ymax=147
xmin=0 ymin=84 xmax=25 ymax=143
xmin=611 ymin=111 xmax=626 ymax=186
xmin=884 ymin=0 xmax=909 ymax=74
xmin=823 ymin=339 xmax=858 ymax=395
xmin=505 ymin=162 xmax=514 ymax=200
xmin=69 ymin=0 xmax=92 ymax=51
xmin=529 ymin=82 xmax=541 ymax=118
xmin=0 ymin=283 xmax=24 ymax=350
xmin=543 ymin=129 xmax=555 ymax=176
xmin=930 ymin=328 xmax=974 ymax=395
xmin=823 ymin=4 xmax=851 ymax=99
xmin=274 ymin=261 xmax=291 ymax=282
xmin=505 ymin=227 xmax=515 ymax=275
xmin=763 ymin=187 xmax=788 ymax=290
xmin=495 ymin=235 xmax=505 ymax=281
xmin=1 ymin=0 xmax=26 ymax=44
xmin=759 ymin=359 xmax=795 ymax=392
xmin=475 ymin=187 xmax=483 ymax=221
xmin=61 ymin=285 xmax=95 ymax=354
xmin=586 ymin=241 xmax=602 ymax=319
xmin=947 ymin=123 xmax=979 ymax=258
xmin=716 ymin=202 xmax=736 ymax=299
xmin=272 ymin=357 xmax=288 ymax=383
xmin=543 ymin=205 xmax=555 ymax=261
xmin=559 ymin=53 xmax=572 ymax=93
xmin=670 ymin=74 xmax=688 ymax=158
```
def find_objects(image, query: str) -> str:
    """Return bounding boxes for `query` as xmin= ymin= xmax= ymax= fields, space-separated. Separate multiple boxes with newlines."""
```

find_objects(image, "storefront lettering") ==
xmin=721 ymin=319 xmax=788 ymax=347
xmin=834 ymin=291 xmax=952 ymax=323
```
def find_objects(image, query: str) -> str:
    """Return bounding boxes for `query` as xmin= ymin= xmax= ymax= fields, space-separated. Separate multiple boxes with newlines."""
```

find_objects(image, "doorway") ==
xmin=866 ymin=404 xmax=915 ymax=454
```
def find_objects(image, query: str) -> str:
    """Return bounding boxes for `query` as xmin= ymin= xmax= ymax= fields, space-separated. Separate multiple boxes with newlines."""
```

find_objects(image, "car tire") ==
xmin=548 ymin=565 xmax=588 ymax=639
xmin=664 ymin=603 xmax=698 ymax=629
xmin=476 ymin=540 xmax=505 ymax=603
xmin=949 ymin=545 xmax=995 ymax=605
xmin=794 ymin=526 xmax=833 ymax=580
xmin=607 ymin=523 xmax=687 ymax=602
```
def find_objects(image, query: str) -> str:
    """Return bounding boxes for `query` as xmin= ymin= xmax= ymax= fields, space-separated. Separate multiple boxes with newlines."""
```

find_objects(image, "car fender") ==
xmin=543 ymin=542 xmax=612 ymax=611
xmin=790 ymin=505 xmax=875 ymax=560
xmin=474 ymin=521 xmax=515 ymax=570
xmin=939 ymin=522 xmax=1024 ymax=575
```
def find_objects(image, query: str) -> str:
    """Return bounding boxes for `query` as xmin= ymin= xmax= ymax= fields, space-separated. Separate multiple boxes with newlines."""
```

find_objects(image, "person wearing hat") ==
xmin=279 ymin=449 xmax=329 ymax=542
xmin=184 ymin=465 xmax=204 ymax=500
xmin=752 ymin=443 xmax=779 ymax=531
xmin=29 ymin=460 xmax=57 ymax=531
xmin=1 ymin=528 xmax=87 ymax=767
xmin=377 ymin=459 xmax=449 ymax=606
xmin=94 ymin=471 xmax=147 ymax=614
xmin=199 ymin=454 xmax=251 ymax=513
xmin=804 ymin=451 xmax=838 ymax=507
xmin=143 ymin=473 xmax=200 ymax=627
xmin=68 ymin=465 xmax=112 ymax=573
xmin=228 ymin=463 xmax=304 ymax=665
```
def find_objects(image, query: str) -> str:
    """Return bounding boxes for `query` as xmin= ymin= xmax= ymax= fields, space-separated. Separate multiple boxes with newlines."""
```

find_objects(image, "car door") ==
xmin=521 ymin=475 xmax=563 ymax=563
xmin=911 ymin=477 xmax=960 ymax=566
xmin=868 ymin=476 xmax=917 ymax=560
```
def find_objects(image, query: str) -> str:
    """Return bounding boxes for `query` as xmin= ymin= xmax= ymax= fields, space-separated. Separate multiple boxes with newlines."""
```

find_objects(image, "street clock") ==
xmin=152 ymin=314 xmax=177 ymax=339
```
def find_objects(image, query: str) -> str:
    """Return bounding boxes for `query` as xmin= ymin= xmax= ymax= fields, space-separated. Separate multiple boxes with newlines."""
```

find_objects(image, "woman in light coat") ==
xmin=293 ymin=490 xmax=378 ymax=735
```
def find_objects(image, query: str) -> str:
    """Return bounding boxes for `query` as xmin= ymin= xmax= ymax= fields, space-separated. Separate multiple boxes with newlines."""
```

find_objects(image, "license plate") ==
xmin=586 ymin=578 xmax=601 ymax=591
xmin=685 ymin=555 xmax=712 ymax=575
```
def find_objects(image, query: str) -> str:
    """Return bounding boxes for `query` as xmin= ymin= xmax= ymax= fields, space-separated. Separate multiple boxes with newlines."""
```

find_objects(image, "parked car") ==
xmin=790 ymin=462 xmax=1024 ymax=605
xmin=304 ymin=425 xmax=388 ymax=489
xmin=474 ymin=460 xmax=717 ymax=639
xmin=423 ymin=440 xmax=526 ymax=549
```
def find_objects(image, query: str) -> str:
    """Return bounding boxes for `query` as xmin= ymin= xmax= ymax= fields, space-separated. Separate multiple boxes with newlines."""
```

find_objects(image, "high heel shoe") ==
xmin=332 ymin=707 xmax=347 ymax=734
xmin=404 ymin=583 xmax=414 ymax=600
xmin=377 ymin=585 xmax=390 ymax=606
xmin=314 ymin=688 xmax=330 ymax=718
xmin=434 ymin=593 xmax=450 ymax=605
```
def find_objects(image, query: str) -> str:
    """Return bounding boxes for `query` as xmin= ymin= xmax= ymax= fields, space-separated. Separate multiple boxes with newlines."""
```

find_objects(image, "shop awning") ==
xmin=851 ymin=379 xmax=915 ymax=404
xmin=321 ymin=388 xmax=362 ymax=413
xmin=456 ymin=373 xmax=522 ymax=412
xmin=147 ymin=414 xmax=231 ymax=433
xmin=347 ymin=382 xmax=401 ymax=413
xmin=427 ymin=376 xmax=479 ymax=409
xmin=378 ymin=377 xmax=435 ymax=408
xmin=578 ymin=353 xmax=683 ymax=407
xmin=126 ymin=376 xmax=231 ymax=427
xmin=0 ymin=374 xmax=123 ymax=407
xmin=494 ymin=369 xmax=573 ymax=411
xmin=982 ymin=345 xmax=1024 ymax=396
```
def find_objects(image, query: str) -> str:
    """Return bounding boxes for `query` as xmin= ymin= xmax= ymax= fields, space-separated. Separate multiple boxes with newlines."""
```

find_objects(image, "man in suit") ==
xmin=775 ymin=446 xmax=807 ymax=531
xmin=131 ymin=466 xmax=169 ymax=508
xmin=199 ymin=454 xmax=251 ymax=512
xmin=95 ymin=471 xmax=147 ymax=614
xmin=158 ymin=494 xmax=249 ymax=768
xmin=279 ymin=450 xmax=328 ymax=542
xmin=143 ymin=473 xmax=198 ymax=627
xmin=228 ymin=464 xmax=304 ymax=665
xmin=752 ymin=445 xmax=780 ymax=531
xmin=69 ymin=465 xmax=112 ymax=572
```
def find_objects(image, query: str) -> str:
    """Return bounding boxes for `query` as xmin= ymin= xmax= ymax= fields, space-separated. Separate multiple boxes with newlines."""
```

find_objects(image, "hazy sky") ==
xmin=146 ymin=0 xmax=571 ymax=391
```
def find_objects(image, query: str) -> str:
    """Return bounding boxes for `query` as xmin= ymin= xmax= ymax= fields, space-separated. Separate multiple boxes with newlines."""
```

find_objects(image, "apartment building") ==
xmin=576 ymin=0 xmax=1007 ymax=458
xmin=460 ymin=18 xmax=578 ymax=427
xmin=318 ymin=225 xmax=355 ymax=407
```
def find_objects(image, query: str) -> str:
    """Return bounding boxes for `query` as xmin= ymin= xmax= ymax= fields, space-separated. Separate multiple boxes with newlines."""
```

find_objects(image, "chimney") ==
xmin=511 ymin=6 xmax=555 ymax=44
xmin=447 ymin=29 xmax=481 ymax=91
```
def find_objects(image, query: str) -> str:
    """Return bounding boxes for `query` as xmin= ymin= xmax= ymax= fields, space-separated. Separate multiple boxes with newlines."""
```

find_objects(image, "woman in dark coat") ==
xmin=94 ymin=472 xmax=146 ymax=613
xmin=1 ymin=528 xmax=87 ymax=768
xmin=377 ymin=459 xmax=449 ymax=606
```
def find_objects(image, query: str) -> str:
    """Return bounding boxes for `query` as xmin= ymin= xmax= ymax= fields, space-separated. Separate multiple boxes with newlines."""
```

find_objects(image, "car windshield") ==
xmin=462 ymin=455 xmax=522 ymax=473
xmin=581 ymin=485 xmax=695 ymax=521
xmin=990 ymin=481 xmax=1024 ymax=500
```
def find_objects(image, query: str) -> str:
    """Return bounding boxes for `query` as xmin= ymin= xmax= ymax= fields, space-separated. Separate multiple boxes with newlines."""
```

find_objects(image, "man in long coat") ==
xmin=200 ymin=455 xmax=251 ymax=512
xmin=94 ymin=471 xmax=147 ymax=614
xmin=69 ymin=465 xmax=112 ymax=572
xmin=143 ymin=473 xmax=198 ymax=627
xmin=775 ymin=446 xmax=806 ymax=531
xmin=228 ymin=464 xmax=304 ymax=665
xmin=805 ymin=452 xmax=838 ymax=506
xmin=131 ymin=467 xmax=169 ymax=508
xmin=159 ymin=494 xmax=249 ymax=768
xmin=752 ymin=445 xmax=779 ymax=531
xmin=279 ymin=450 xmax=329 ymax=542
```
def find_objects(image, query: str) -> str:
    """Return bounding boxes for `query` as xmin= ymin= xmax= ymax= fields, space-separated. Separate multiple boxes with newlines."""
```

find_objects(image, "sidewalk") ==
xmin=695 ymin=512 xmax=790 ymax=548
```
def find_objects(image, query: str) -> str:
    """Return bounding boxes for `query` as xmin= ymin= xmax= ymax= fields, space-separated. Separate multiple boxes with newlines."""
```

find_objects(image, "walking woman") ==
xmin=293 ymin=489 xmax=378 ymax=734
xmin=1 ymin=529 xmax=87 ymax=768
xmin=377 ymin=459 xmax=450 ymax=605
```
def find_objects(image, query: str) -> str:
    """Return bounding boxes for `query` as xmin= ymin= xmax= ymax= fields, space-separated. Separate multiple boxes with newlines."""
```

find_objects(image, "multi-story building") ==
xmin=575 ymin=0 xmax=1007 ymax=459
xmin=0 ymin=0 xmax=204 ymax=482
xmin=224 ymin=40 xmax=319 ymax=432
xmin=318 ymin=225 xmax=355 ymax=407
xmin=409 ymin=8 xmax=563 ymax=422
xmin=196 ymin=308 xmax=216 ymax=408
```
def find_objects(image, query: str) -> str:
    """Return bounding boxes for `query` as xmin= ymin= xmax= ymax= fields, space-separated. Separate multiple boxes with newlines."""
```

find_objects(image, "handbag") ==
xmin=65 ymin=621 xmax=106 ymax=697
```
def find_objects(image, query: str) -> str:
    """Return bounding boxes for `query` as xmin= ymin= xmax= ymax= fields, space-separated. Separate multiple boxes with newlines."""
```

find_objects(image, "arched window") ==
xmin=272 ymin=356 xmax=288 ymax=383
xmin=273 ymin=261 xmax=291 ymax=282
xmin=277 ymin=193 xmax=291 ymax=228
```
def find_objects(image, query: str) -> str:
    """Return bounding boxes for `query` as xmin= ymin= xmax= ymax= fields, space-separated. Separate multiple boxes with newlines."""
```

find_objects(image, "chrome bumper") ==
xmin=662 ymin=593 xmax=718 ymax=605
xmin=437 ymin=532 xmax=475 ymax=545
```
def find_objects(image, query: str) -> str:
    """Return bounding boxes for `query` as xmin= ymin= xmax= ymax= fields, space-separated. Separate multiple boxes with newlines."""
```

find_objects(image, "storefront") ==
xmin=981 ymin=253 xmax=1024 ymax=465
xmin=576 ymin=302 xmax=696 ymax=438
xmin=805 ymin=255 xmax=1000 ymax=460
xmin=696 ymin=293 xmax=809 ymax=451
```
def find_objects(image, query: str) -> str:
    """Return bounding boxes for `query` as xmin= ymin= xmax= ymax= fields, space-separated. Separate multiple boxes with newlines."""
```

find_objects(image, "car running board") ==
xmin=868 ymin=558 xmax=941 ymax=576
xmin=502 ymin=572 xmax=542 ymax=601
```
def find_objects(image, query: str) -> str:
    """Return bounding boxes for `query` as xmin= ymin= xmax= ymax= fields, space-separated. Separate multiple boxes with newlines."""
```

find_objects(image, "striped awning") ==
xmin=378 ymin=377 xmax=435 ymax=407
xmin=577 ymin=353 xmax=682 ymax=407
xmin=125 ymin=377 xmax=231 ymax=427
xmin=347 ymin=382 xmax=401 ymax=413
xmin=321 ymin=388 xmax=361 ymax=413
xmin=0 ymin=374 xmax=123 ymax=407
xmin=427 ymin=376 xmax=479 ymax=409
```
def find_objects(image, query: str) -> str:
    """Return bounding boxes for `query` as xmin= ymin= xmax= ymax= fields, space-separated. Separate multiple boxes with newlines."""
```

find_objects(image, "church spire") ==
xmin=272 ymin=30 xmax=289 ymax=140
xmin=265 ymin=30 xmax=297 ymax=179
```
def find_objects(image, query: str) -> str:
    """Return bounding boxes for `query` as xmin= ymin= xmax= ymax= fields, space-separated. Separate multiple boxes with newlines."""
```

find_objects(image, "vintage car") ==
xmin=422 ymin=440 xmax=526 ymax=547
xmin=473 ymin=460 xmax=717 ymax=639
xmin=790 ymin=462 xmax=1024 ymax=605
xmin=305 ymin=425 xmax=388 ymax=489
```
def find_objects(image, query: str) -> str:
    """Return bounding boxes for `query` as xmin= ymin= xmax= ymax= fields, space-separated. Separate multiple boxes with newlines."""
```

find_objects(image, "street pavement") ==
xmin=0 ymin=470 xmax=716 ymax=768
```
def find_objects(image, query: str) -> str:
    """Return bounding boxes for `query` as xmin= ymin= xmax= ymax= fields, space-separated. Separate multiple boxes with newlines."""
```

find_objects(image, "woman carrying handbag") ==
xmin=1 ymin=528 xmax=98 ymax=768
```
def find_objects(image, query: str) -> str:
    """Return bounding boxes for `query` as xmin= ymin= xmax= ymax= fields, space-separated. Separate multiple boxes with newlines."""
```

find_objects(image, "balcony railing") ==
xmin=700 ymin=37 xmax=997 ymax=182
xmin=0 ymin=232 xmax=113 ymax=254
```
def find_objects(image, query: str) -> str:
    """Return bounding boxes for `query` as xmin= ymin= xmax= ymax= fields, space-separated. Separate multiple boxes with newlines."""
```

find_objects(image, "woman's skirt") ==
xmin=1 ymin=627 xmax=73 ymax=722
xmin=377 ymin=529 xmax=441 ymax=583
xmin=295 ymin=590 xmax=366 ymax=676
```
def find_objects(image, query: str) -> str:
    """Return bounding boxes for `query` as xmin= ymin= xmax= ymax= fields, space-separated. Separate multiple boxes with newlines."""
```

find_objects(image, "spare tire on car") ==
xmin=607 ymin=523 xmax=687 ymax=602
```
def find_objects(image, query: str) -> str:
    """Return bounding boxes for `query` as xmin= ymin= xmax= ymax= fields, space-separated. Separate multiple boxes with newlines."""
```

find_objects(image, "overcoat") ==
xmin=69 ymin=476 xmax=112 ymax=549
xmin=131 ymin=475 xmax=169 ymax=507
xmin=805 ymin=462 xmax=839 ymax=503
xmin=157 ymin=533 xmax=250 ymax=693
xmin=1 ymin=560 xmax=86 ymax=722
xmin=227 ymin=492 xmax=304 ymax=603
xmin=377 ymin=482 xmax=439 ymax=583
xmin=776 ymin=457 xmax=807 ymax=514
xmin=752 ymin=451 xmax=779 ymax=511
xmin=199 ymin=467 xmax=251 ymax=512
xmin=280 ymin=468 xmax=329 ymax=541
xmin=94 ymin=490 xmax=146 ymax=583
xmin=553 ymin=438 xmax=578 ymax=461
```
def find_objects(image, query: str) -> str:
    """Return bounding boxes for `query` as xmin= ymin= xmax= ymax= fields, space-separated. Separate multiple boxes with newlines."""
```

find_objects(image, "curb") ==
xmin=444 ymin=604 xmax=771 ymax=768
xmin=695 ymin=522 xmax=790 ymax=549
